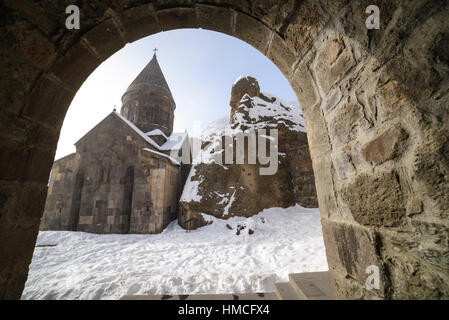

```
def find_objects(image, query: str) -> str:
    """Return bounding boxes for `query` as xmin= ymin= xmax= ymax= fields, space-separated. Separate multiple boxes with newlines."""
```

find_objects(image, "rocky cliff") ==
xmin=178 ymin=76 xmax=317 ymax=231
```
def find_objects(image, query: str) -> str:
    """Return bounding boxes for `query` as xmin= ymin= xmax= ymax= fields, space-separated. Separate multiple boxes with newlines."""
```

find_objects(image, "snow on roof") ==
xmin=146 ymin=129 xmax=168 ymax=139
xmin=142 ymin=148 xmax=180 ymax=166
xmin=112 ymin=111 xmax=162 ymax=149
xmin=115 ymin=111 xmax=187 ymax=152
xmin=159 ymin=132 xmax=189 ymax=151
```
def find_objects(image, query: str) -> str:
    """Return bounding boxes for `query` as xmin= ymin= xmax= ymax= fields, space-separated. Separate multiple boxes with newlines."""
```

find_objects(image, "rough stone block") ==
xmin=413 ymin=129 xmax=449 ymax=211
xmin=0 ymin=181 xmax=47 ymax=299
xmin=327 ymin=100 xmax=369 ymax=146
xmin=0 ymin=144 xmax=54 ymax=184
xmin=157 ymin=7 xmax=199 ymax=31
xmin=376 ymin=79 xmax=405 ymax=121
xmin=50 ymin=41 xmax=102 ymax=92
xmin=302 ymin=104 xmax=331 ymax=158
xmin=314 ymin=36 xmax=355 ymax=95
xmin=196 ymin=4 xmax=233 ymax=35
xmin=361 ymin=125 xmax=409 ymax=165
xmin=290 ymin=57 xmax=320 ymax=109
xmin=119 ymin=4 xmax=161 ymax=43
xmin=321 ymin=219 xmax=384 ymax=299
xmin=310 ymin=155 xmax=339 ymax=220
xmin=249 ymin=0 xmax=296 ymax=33
xmin=267 ymin=32 xmax=298 ymax=79
xmin=341 ymin=170 xmax=405 ymax=227
xmin=234 ymin=11 xmax=272 ymax=55
xmin=283 ymin=0 xmax=328 ymax=57
xmin=78 ymin=216 xmax=93 ymax=225
xmin=81 ymin=18 xmax=126 ymax=60
xmin=22 ymin=75 xmax=75 ymax=128
xmin=8 ymin=24 xmax=56 ymax=69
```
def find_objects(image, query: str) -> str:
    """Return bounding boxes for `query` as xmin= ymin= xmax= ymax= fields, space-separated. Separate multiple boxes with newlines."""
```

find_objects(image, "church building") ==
xmin=40 ymin=52 xmax=191 ymax=234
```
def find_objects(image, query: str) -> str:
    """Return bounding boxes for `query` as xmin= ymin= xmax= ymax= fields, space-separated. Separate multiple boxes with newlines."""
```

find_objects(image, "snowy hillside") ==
xmin=180 ymin=93 xmax=305 ymax=205
xmin=22 ymin=206 xmax=327 ymax=300
xmin=232 ymin=93 xmax=306 ymax=133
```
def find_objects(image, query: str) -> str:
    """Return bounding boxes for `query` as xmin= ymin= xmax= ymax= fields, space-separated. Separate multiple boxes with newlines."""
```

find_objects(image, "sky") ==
xmin=55 ymin=29 xmax=298 ymax=160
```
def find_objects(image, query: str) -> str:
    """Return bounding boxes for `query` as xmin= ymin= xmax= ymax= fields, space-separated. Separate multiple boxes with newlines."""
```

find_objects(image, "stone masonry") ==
xmin=0 ymin=1 xmax=448 ymax=299
xmin=40 ymin=53 xmax=190 ymax=234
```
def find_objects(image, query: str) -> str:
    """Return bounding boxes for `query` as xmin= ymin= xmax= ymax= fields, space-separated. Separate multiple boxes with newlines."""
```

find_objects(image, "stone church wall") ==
xmin=121 ymin=91 xmax=175 ymax=136
xmin=40 ymin=153 xmax=81 ymax=230
xmin=129 ymin=149 xmax=181 ymax=233
xmin=40 ymin=114 xmax=182 ymax=234
xmin=287 ymin=140 xmax=318 ymax=208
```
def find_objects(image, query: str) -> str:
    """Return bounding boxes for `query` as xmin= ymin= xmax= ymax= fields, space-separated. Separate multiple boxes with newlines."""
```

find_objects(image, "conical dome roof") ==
xmin=122 ymin=53 xmax=174 ymax=103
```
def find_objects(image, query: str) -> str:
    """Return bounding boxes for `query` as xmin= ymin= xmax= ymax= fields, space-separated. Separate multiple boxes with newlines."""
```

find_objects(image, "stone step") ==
xmin=120 ymin=292 xmax=276 ymax=300
xmin=121 ymin=272 xmax=333 ymax=301
xmin=288 ymin=271 xmax=333 ymax=300
xmin=274 ymin=282 xmax=304 ymax=300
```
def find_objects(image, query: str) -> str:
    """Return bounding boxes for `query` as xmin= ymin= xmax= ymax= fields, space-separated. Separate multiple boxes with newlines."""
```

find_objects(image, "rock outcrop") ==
xmin=178 ymin=77 xmax=317 ymax=231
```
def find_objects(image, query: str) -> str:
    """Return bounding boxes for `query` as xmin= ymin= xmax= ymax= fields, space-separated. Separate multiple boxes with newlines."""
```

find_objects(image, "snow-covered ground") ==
xmin=21 ymin=205 xmax=327 ymax=300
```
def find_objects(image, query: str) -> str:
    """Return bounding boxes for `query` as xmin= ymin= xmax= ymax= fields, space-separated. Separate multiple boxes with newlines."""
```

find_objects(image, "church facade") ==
xmin=40 ymin=53 xmax=191 ymax=234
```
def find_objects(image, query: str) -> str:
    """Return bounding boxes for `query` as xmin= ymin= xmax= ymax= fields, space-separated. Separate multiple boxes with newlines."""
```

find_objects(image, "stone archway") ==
xmin=1 ymin=1 xmax=448 ymax=299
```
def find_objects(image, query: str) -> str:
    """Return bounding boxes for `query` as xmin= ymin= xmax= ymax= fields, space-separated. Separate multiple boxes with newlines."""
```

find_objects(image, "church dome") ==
xmin=121 ymin=53 xmax=174 ymax=105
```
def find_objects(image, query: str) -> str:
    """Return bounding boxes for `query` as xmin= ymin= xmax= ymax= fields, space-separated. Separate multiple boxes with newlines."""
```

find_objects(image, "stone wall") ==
xmin=288 ymin=145 xmax=318 ymax=208
xmin=130 ymin=149 xmax=181 ymax=233
xmin=0 ymin=0 xmax=448 ymax=299
xmin=40 ymin=113 xmax=182 ymax=235
xmin=40 ymin=153 xmax=80 ymax=230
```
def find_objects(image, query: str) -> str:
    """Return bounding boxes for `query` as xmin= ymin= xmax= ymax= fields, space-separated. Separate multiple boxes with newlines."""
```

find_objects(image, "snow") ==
xmin=233 ymin=75 xmax=252 ymax=85
xmin=21 ymin=205 xmax=327 ymax=300
xmin=113 ymin=112 xmax=187 ymax=152
xmin=222 ymin=190 xmax=236 ymax=216
xmin=160 ymin=132 xmax=188 ymax=151
xmin=180 ymin=166 xmax=202 ymax=202
xmin=232 ymin=94 xmax=306 ymax=133
xmin=146 ymin=129 xmax=168 ymax=139
xmin=142 ymin=148 xmax=180 ymax=166
xmin=113 ymin=112 xmax=161 ymax=150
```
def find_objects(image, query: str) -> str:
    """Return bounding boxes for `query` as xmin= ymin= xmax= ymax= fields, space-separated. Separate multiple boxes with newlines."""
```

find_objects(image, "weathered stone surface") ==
xmin=327 ymin=100 xmax=370 ymax=146
xmin=361 ymin=126 xmax=409 ymax=165
xmin=413 ymin=129 xmax=449 ymax=211
xmin=81 ymin=18 xmax=126 ymax=60
xmin=321 ymin=220 xmax=385 ymax=299
xmin=0 ymin=181 xmax=47 ymax=299
xmin=0 ymin=0 xmax=448 ymax=300
xmin=290 ymin=52 xmax=320 ymax=109
xmin=179 ymin=78 xmax=317 ymax=229
xmin=22 ymin=75 xmax=75 ymax=128
xmin=195 ymin=4 xmax=234 ymax=35
xmin=119 ymin=4 xmax=161 ymax=43
xmin=234 ymin=11 xmax=272 ymax=54
xmin=229 ymin=76 xmax=260 ymax=119
xmin=40 ymin=55 xmax=188 ymax=234
xmin=283 ymin=0 xmax=328 ymax=58
xmin=0 ymin=143 xmax=54 ymax=184
xmin=314 ymin=35 xmax=355 ymax=96
xmin=267 ymin=32 xmax=298 ymax=79
xmin=157 ymin=7 xmax=199 ymax=31
xmin=341 ymin=171 xmax=405 ymax=227
xmin=50 ymin=41 xmax=102 ymax=91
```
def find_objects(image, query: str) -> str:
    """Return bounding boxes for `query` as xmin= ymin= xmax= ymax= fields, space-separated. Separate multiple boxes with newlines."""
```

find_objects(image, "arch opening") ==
xmin=0 ymin=1 xmax=448 ymax=300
